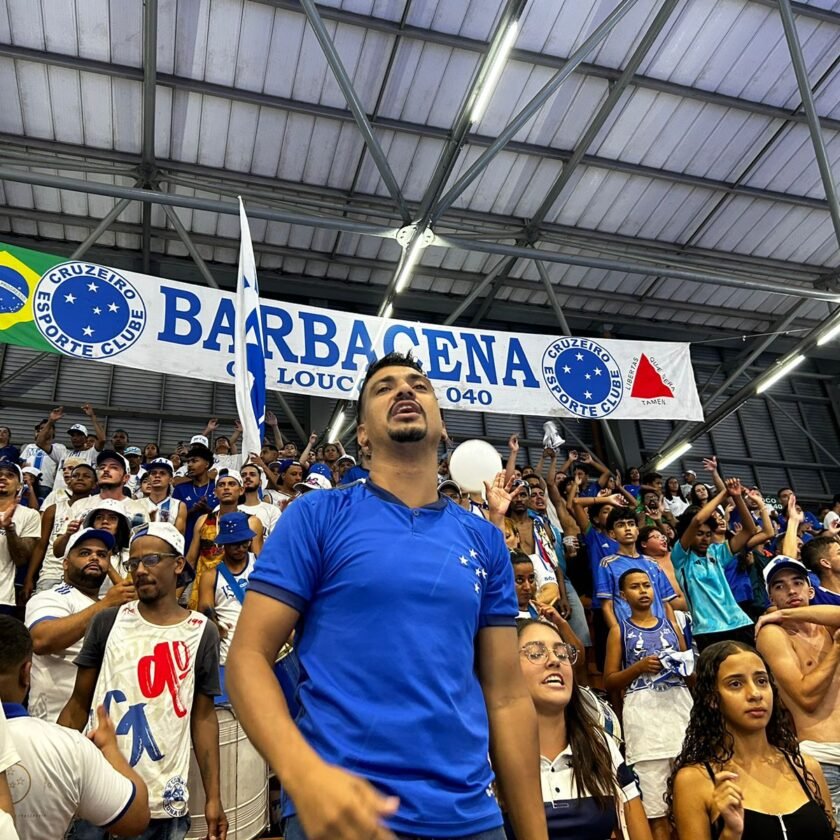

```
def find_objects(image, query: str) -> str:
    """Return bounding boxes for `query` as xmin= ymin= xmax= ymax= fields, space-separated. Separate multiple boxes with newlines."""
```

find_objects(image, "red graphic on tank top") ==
xmin=630 ymin=355 xmax=674 ymax=399
xmin=137 ymin=641 xmax=191 ymax=717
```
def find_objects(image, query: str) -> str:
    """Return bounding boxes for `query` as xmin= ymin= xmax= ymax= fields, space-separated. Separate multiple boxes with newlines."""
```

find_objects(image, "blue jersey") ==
xmin=596 ymin=554 xmax=676 ymax=623
xmin=809 ymin=575 xmax=840 ymax=606
xmin=672 ymin=541 xmax=752 ymax=635
xmin=172 ymin=480 xmax=218 ymax=537
xmin=249 ymin=480 xmax=516 ymax=836
xmin=582 ymin=526 xmax=619 ymax=607
xmin=620 ymin=617 xmax=684 ymax=694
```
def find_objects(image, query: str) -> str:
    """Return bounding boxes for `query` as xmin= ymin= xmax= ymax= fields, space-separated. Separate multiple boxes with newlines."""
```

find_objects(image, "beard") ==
xmin=388 ymin=425 xmax=427 ymax=443
xmin=68 ymin=566 xmax=107 ymax=590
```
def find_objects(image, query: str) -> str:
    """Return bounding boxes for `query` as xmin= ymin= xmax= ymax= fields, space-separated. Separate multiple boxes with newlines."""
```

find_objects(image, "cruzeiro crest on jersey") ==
xmin=541 ymin=337 xmax=624 ymax=419
xmin=33 ymin=261 xmax=147 ymax=359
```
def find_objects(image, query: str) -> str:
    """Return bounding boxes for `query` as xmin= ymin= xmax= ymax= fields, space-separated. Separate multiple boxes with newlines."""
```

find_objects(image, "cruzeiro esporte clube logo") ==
xmin=33 ymin=262 xmax=147 ymax=358
xmin=542 ymin=337 xmax=624 ymax=418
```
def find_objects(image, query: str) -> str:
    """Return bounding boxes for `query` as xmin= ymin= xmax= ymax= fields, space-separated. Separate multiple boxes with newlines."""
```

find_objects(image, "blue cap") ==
xmin=307 ymin=462 xmax=333 ymax=481
xmin=215 ymin=511 xmax=257 ymax=545
xmin=277 ymin=459 xmax=301 ymax=475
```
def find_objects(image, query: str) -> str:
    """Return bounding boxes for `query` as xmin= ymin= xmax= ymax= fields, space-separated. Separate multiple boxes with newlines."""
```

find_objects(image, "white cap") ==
xmin=336 ymin=454 xmax=356 ymax=466
xmin=763 ymin=555 xmax=810 ymax=592
xmin=82 ymin=497 xmax=132 ymax=529
xmin=190 ymin=434 xmax=210 ymax=447
xmin=68 ymin=423 xmax=88 ymax=435
xmin=216 ymin=467 xmax=243 ymax=485
xmin=22 ymin=466 xmax=42 ymax=479
xmin=294 ymin=474 xmax=332 ymax=492
xmin=129 ymin=521 xmax=185 ymax=555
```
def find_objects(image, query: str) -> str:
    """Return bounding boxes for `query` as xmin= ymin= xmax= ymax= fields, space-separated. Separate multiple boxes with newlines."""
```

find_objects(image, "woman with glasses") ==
xmin=508 ymin=618 xmax=652 ymax=840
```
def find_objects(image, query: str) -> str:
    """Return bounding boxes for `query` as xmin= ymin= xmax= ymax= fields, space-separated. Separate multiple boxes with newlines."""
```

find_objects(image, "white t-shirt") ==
xmin=0 ymin=705 xmax=19 ymax=774
xmin=25 ymin=583 xmax=97 ymax=722
xmin=20 ymin=443 xmax=67 ymax=489
xmin=4 ymin=707 xmax=135 ymax=840
xmin=78 ymin=603 xmax=220 ymax=819
xmin=52 ymin=447 xmax=98 ymax=491
xmin=38 ymin=493 xmax=76 ymax=583
xmin=238 ymin=501 xmax=280 ymax=537
xmin=214 ymin=454 xmax=244 ymax=471
xmin=214 ymin=554 xmax=256 ymax=664
xmin=0 ymin=507 xmax=41 ymax=605
xmin=664 ymin=496 xmax=690 ymax=518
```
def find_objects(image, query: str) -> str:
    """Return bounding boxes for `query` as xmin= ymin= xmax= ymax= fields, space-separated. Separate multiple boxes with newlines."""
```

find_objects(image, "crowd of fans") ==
xmin=0 ymin=358 xmax=839 ymax=840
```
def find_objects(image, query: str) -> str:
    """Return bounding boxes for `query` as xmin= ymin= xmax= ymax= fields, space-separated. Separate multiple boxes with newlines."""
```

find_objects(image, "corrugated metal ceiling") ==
xmin=0 ymin=0 xmax=839 ymax=341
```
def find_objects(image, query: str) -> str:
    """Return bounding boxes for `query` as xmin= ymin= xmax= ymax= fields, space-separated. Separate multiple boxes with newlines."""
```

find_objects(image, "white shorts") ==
xmin=633 ymin=758 xmax=674 ymax=819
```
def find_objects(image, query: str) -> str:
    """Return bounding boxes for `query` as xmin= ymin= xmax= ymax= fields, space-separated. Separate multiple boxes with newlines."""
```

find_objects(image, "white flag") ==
xmin=234 ymin=197 xmax=266 ymax=460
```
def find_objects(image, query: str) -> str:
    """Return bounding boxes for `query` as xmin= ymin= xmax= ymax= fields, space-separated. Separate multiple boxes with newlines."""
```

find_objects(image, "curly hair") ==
xmin=517 ymin=618 xmax=617 ymax=809
xmin=666 ymin=641 xmax=833 ymax=829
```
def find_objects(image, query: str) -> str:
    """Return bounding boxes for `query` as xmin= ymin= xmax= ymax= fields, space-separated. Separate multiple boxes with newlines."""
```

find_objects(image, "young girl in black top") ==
xmin=669 ymin=641 xmax=836 ymax=840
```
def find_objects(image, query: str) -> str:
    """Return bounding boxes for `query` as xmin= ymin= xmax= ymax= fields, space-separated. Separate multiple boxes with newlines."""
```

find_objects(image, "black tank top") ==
xmin=704 ymin=756 xmax=834 ymax=840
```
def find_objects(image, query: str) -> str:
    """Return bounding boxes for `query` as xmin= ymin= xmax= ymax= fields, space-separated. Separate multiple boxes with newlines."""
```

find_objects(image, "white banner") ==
xmin=26 ymin=256 xmax=703 ymax=420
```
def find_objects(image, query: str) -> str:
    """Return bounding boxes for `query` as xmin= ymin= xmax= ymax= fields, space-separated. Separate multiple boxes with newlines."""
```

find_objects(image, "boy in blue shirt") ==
xmin=672 ymin=477 xmax=757 ymax=650
xmin=596 ymin=507 xmax=678 ymax=630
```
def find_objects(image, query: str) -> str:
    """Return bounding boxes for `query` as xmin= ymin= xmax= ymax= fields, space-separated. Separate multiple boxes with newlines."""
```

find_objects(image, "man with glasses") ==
xmin=228 ymin=352 xmax=547 ymax=840
xmin=59 ymin=522 xmax=226 ymax=840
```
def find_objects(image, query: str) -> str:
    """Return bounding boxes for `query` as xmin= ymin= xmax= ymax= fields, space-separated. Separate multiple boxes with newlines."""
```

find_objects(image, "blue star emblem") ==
xmin=553 ymin=348 xmax=612 ymax=406
xmin=50 ymin=276 xmax=129 ymax=344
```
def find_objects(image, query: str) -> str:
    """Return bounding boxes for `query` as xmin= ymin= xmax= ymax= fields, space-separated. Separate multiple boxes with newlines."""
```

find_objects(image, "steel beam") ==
xmin=525 ymin=0 xmax=679 ymax=238
xmin=273 ymin=392 xmax=308 ymax=444
xmin=259 ymin=1 xmax=840 ymax=122
xmin=159 ymin=202 xmax=220 ymax=289
xmin=659 ymin=299 xmax=811 ymax=452
xmin=438 ymin=234 xmax=840 ymax=302
xmin=764 ymin=394 xmax=840 ymax=468
xmin=432 ymin=0 xmax=643 ymax=222
xmin=381 ymin=0 xmax=529 ymax=305
xmin=778 ymin=0 xmax=840 ymax=249
xmin=299 ymin=0 xmax=410 ymax=223
xmin=0 ymin=62 xmax=833 ymax=217
xmin=4 ymin=203 xmax=820 ymax=330
xmin=0 ymin=166 xmax=397 ymax=239
xmin=643 ymin=303 xmax=840 ymax=470
xmin=536 ymin=261 xmax=571 ymax=335
xmin=70 ymin=194 xmax=136 ymax=259
xmin=442 ymin=257 xmax=516 ymax=325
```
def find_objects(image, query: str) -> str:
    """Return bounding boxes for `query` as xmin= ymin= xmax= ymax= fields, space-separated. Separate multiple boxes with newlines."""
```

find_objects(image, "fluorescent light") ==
xmin=394 ymin=235 xmax=425 ymax=293
xmin=328 ymin=409 xmax=345 ymax=443
xmin=817 ymin=322 xmax=840 ymax=346
xmin=470 ymin=20 xmax=519 ymax=124
xmin=656 ymin=442 xmax=692 ymax=471
xmin=756 ymin=354 xmax=806 ymax=394
xmin=381 ymin=302 xmax=393 ymax=319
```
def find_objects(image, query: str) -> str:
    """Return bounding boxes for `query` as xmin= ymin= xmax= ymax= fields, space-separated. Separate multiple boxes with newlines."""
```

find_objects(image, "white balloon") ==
xmin=449 ymin=439 xmax=502 ymax=494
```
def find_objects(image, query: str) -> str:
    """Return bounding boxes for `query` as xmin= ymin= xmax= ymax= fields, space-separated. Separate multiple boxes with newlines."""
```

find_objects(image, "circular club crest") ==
xmin=33 ymin=262 xmax=146 ymax=359
xmin=541 ymin=338 xmax=624 ymax=419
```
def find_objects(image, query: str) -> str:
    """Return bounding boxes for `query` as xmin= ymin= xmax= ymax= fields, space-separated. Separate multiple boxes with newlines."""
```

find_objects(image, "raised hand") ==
xmin=49 ymin=406 xmax=64 ymax=423
xmin=484 ymin=471 xmax=526 ymax=519
xmin=568 ymin=450 xmax=579 ymax=462
xmin=579 ymin=451 xmax=592 ymax=464
xmin=786 ymin=493 xmax=804 ymax=525
xmin=206 ymin=418 xmax=219 ymax=432
xmin=233 ymin=419 xmax=243 ymax=432
xmin=265 ymin=410 xmax=278 ymax=428
xmin=81 ymin=402 xmax=96 ymax=417
xmin=725 ymin=477 xmax=743 ymax=497
xmin=702 ymin=456 xmax=718 ymax=472
xmin=508 ymin=434 xmax=520 ymax=453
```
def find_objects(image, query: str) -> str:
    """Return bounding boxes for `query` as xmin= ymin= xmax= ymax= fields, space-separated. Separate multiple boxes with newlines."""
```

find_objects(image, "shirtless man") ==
xmin=756 ymin=555 xmax=840 ymax=817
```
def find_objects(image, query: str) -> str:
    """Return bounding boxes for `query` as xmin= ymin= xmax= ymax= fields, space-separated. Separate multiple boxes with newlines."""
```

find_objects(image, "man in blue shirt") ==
xmin=227 ymin=352 xmax=547 ymax=840
xmin=172 ymin=443 xmax=218 ymax=538
xmin=802 ymin=536 xmax=840 ymax=606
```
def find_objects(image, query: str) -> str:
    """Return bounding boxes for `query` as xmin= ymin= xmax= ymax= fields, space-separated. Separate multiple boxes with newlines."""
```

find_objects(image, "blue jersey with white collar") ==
xmin=249 ymin=480 xmax=515 ymax=836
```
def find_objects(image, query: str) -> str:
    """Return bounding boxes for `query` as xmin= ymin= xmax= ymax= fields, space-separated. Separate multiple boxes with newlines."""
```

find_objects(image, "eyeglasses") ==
xmin=126 ymin=553 xmax=178 ymax=572
xmin=519 ymin=641 xmax=578 ymax=666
